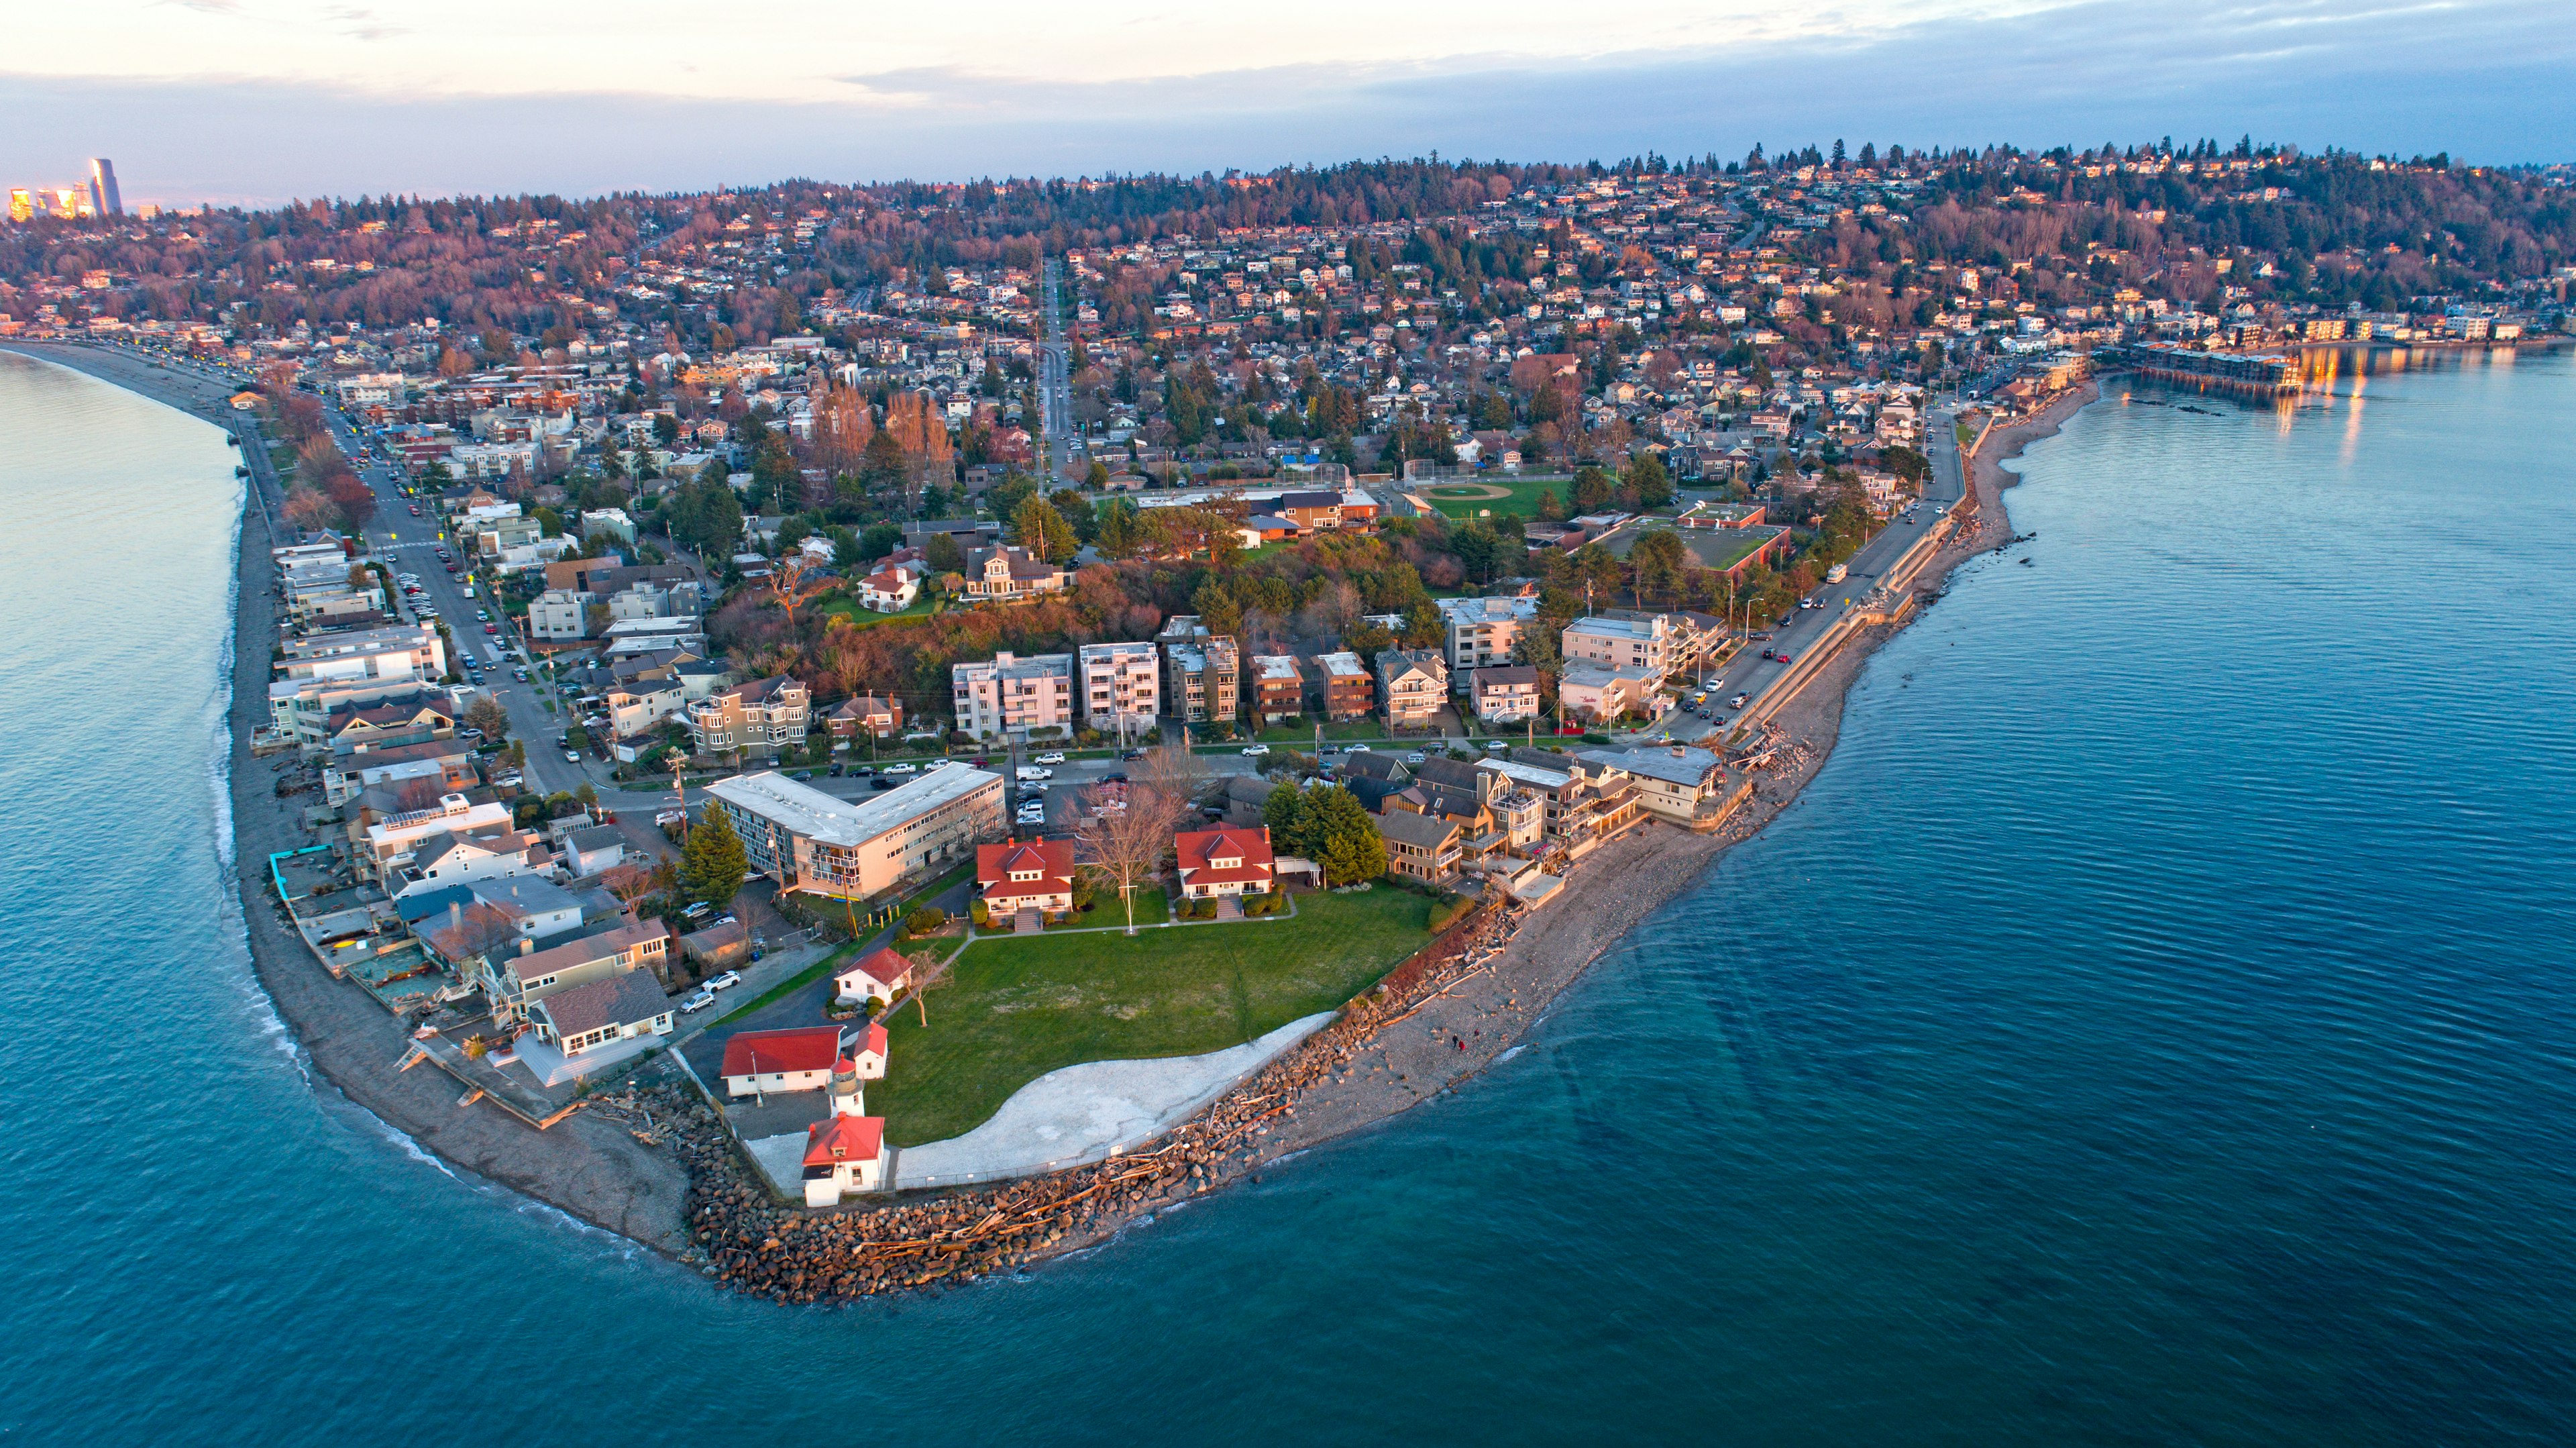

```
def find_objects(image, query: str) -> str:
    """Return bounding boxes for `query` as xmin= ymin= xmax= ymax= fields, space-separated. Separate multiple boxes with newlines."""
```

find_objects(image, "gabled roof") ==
xmin=722 ymin=1027 xmax=844 ymax=1078
xmin=802 ymin=1113 xmax=884 ymax=1168
xmin=1377 ymin=811 xmax=1463 ymax=849
xmin=1174 ymin=825 xmax=1275 ymax=884
xmin=835 ymin=947 xmax=914 ymax=991
xmin=977 ymin=836 xmax=1075 ymax=896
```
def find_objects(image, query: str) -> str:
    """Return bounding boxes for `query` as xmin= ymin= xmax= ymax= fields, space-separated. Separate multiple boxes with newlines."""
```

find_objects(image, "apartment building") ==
xmin=1250 ymin=656 xmax=1305 ymax=722
xmin=953 ymin=651 xmax=1077 ymax=739
xmin=1158 ymin=616 xmax=1240 ymax=725
xmin=688 ymin=674 xmax=810 ymax=757
xmin=706 ymin=766 xmax=1004 ymax=902
xmin=1077 ymin=641 xmax=1160 ymax=735
xmin=1557 ymin=661 xmax=1667 ymax=723
xmin=1375 ymin=648 xmax=1450 ymax=727
xmin=1436 ymin=595 xmax=1538 ymax=674
xmin=1311 ymin=651 xmax=1373 ymax=721
xmin=1562 ymin=613 xmax=1678 ymax=676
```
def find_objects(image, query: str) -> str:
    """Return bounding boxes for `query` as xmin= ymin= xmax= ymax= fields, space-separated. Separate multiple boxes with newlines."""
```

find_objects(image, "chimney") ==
xmin=519 ymin=937 xmax=534 ymax=955
xmin=449 ymin=901 xmax=462 ymax=931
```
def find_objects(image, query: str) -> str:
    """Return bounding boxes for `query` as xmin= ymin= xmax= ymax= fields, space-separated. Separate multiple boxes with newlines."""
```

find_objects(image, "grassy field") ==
xmin=869 ymin=886 xmax=1434 ymax=1145
xmin=1417 ymin=474 xmax=1573 ymax=520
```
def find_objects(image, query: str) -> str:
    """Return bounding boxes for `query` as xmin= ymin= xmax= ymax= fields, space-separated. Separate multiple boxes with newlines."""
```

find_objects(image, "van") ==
xmin=1825 ymin=563 xmax=1848 ymax=584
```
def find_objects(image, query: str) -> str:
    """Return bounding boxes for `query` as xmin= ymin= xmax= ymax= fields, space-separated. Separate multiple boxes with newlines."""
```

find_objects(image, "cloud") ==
xmin=3 ymin=0 xmax=2567 ymax=203
xmin=154 ymin=0 xmax=243 ymax=12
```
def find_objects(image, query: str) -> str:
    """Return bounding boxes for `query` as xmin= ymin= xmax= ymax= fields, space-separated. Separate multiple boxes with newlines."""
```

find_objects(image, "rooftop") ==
xmin=706 ymin=766 xmax=1002 ymax=847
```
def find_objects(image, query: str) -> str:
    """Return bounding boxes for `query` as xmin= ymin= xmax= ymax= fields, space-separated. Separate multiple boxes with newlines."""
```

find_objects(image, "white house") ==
xmin=720 ymin=1026 xmax=844 ymax=1098
xmin=832 ymin=947 xmax=914 ymax=1008
xmin=856 ymin=562 xmax=920 ymax=613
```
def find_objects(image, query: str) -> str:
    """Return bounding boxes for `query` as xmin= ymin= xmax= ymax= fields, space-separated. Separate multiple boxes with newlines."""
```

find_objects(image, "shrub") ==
xmin=904 ymin=907 xmax=947 ymax=936
xmin=969 ymin=899 xmax=991 ymax=927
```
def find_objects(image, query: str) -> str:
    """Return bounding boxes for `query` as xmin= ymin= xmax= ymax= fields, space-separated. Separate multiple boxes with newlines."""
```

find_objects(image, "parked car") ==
xmin=1101 ymin=771 xmax=1128 ymax=783
xmin=828 ymin=763 xmax=844 ymax=776
xmin=880 ymin=762 xmax=918 ymax=775
xmin=483 ymin=623 xmax=498 ymax=635
xmin=706 ymin=970 xmax=742 ymax=990
xmin=1405 ymin=751 xmax=1427 ymax=764
xmin=679 ymin=990 xmax=716 ymax=1014
xmin=1730 ymin=694 xmax=1749 ymax=709
xmin=1120 ymin=749 xmax=1146 ymax=761
xmin=680 ymin=901 xmax=712 ymax=921
xmin=1484 ymin=739 xmax=1508 ymax=752
xmin=870 ymin=776 xmax=897 ymax=790
xmin=1032 ymin=752 xmax=1066 ymax=765
xmin=1015 ymin=766 xmax=1053 ymax=781
xmin=1240 ymin=743 xmax=1270 ymax=756
xmin=1775 ymin=652 xmax=1795 ymax=664
xmin=564 ymin=749 xmax=582 ymax=763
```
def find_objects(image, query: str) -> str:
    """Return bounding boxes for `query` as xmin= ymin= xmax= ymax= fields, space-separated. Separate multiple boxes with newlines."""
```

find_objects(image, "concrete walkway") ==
xmin=892 ymin=1012 xmax=1336 ymax=1190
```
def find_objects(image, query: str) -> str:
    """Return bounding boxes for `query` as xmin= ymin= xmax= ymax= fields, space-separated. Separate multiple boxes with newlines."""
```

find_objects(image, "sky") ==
xmin=5 ymin=0 xmax=2571 ymax=204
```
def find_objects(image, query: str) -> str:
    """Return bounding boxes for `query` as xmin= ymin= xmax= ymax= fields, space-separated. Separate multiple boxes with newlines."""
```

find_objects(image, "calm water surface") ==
xmin=1 ymin=347 xmax=2570 ymax=1445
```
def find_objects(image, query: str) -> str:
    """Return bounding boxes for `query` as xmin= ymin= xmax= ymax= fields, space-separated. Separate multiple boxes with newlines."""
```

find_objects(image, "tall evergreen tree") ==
xmin=680 ymin=807 xmax=749 ymax=909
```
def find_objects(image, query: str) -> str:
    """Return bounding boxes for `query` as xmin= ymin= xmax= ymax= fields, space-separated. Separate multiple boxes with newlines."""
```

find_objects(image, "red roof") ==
xmin=835 ymin=946 xmax=914 ymax=992
xmin=720 ymin=1027 xmax=842 ymax=1078
xmin=977 ymin=836 xmax=1075 ymax=902
xmin=1174 ymin=825 xmax=1276 ymax=886
xmin=802 ymin=1114 xmax=883 ymax=1167
xmin=855 ymin=1021 xmax=888 ymax=1059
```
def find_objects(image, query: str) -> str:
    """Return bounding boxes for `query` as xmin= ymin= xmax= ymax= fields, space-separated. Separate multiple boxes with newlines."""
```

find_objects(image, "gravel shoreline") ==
xmin=10 ymin=344 xmax=692 ymax=1250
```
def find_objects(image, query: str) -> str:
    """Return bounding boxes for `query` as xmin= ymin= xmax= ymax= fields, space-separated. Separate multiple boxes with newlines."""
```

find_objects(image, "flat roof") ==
xmin=707 ymin=766 xmax=1001 ymax=847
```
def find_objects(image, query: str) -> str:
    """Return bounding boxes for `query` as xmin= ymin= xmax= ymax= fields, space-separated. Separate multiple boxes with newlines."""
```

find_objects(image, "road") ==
xmin=1037 ymin=258 xmax=1079 ymax=481
xmin=1653 ymin=400 xmax=1970 ymax=746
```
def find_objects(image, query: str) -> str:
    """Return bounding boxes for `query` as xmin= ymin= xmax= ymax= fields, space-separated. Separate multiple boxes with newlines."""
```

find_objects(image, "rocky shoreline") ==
xmin=31 ymin=340 xmax=2098 ymax=1302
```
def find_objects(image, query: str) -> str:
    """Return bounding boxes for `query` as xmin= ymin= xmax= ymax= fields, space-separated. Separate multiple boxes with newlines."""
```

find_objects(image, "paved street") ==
xmin=1652 ymin=405 xmax=1967 ymax=745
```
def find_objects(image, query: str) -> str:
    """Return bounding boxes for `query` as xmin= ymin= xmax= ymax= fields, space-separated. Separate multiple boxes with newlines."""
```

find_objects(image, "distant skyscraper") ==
xmin=89 ymin=158 xmax=121 ymax=218
xmin=7 ymin=189 xmax=32 ymax=224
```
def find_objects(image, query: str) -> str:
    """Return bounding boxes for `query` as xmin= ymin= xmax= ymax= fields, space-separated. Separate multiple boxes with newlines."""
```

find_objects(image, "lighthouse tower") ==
xmin=827 ymin=1055 xmax=865 ymax=1118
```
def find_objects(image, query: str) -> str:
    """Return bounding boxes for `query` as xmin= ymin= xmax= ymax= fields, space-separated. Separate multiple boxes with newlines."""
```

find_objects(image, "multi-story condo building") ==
xmin=706 ymin=766 xmax=1004 ymax=902
xmin=1157 ymin=616 xmax=1240 ymax=725
xmin=953 ymin=652 xmax=1077 ymax=739
xmin=1310 ymin=651 xmax=1373 ymax=721
xmin=688 ymin=674 xmax=810 ymax=757
xmin=1077 ymin=641 xmax=1160 ymax=736
xmin=1436 ymin=595 xmax=1538 ymax=674
xmin=1562 ymin=613 xmax=1678 ymax=676
xmin=1250 ymin=656 xmax=1305 ymax=722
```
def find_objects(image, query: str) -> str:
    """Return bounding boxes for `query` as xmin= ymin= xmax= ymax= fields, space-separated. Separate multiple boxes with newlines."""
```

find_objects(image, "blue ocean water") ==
xmin=1 ymin=346 xmax=2571 ymax=1445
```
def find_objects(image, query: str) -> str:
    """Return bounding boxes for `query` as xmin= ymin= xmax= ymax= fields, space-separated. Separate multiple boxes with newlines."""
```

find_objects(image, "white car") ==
xmin=1240 ymin=744 xmax=1270 ymax=756
xmin=1032 ymin=752 xmax=1066 ymax=765
xmin=679 ymin=989 xmax=716 ymax=1014
xmin=1015 ymin=766 xmax=1053 ymax=781
xmin=879 ymin=762 xmax=918 ymax=775
xmin=705 ymin=970 xmax=743 ymax=991
xmin=565 ymin=750 xmax=582 ymax=763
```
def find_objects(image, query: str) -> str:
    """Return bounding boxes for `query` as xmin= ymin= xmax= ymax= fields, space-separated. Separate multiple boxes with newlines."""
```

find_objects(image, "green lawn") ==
xmin=977 ymin=885 xmax=1172 ymax=935
xmin=1417 ymin=473 xmax=1574 ymax=520
xmin=869 ymin=886 xmax=1433 ymax=1145
xmin=816 ymin=592 xmax=935 ymax=629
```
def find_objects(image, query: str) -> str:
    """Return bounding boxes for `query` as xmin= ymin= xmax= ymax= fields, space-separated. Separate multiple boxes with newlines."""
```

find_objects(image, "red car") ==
xmin=1774 ymin=652 xmax=1795 ymax=664
xmin=482 ymin=623 xmax=498 ymax=635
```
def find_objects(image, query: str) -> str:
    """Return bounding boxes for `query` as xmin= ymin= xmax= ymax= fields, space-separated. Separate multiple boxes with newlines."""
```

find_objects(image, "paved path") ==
xmin=892 ymin=1011 xmax=1336 ymax=1189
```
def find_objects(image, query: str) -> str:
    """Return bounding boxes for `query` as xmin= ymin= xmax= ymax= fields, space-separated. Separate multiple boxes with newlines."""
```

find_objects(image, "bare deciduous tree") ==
xmin=1066 ymin=768 xmax=1185 ymax=937
xmin=599 ymin=862 xmax=655 ymax=917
